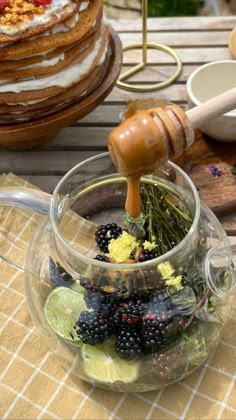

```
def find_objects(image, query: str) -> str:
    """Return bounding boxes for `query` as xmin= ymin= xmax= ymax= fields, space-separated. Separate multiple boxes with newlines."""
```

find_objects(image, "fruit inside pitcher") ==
xmin=42 ymin=176 xmax=231 ymax=391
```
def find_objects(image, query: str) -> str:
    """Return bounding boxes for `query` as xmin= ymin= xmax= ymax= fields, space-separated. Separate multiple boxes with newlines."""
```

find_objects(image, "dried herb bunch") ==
xmin=140 ymin=182 xmax=193 ymax=256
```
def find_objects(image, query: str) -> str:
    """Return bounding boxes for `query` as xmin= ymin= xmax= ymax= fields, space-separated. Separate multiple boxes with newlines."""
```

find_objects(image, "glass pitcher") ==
xmin=0 ymin=152 xmax=235 ymax=392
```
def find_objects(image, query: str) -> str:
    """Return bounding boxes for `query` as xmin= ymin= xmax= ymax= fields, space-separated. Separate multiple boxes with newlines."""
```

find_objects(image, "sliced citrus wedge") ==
xmin=71 ymin=279 xmax=85 ymax=294
xmin=44 ymin=286 xmax=87 ymax=345
xmin=81 ymin=340 xmax=139 ymax=384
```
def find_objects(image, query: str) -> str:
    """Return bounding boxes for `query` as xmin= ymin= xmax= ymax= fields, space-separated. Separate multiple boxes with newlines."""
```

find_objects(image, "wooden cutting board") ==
xmin=179 ymin=129 xmax=236 ymax=217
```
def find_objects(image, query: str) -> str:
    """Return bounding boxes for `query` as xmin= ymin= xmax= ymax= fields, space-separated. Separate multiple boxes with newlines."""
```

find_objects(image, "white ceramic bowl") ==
xmin=186 ymin=60 xmax=236 ymax=142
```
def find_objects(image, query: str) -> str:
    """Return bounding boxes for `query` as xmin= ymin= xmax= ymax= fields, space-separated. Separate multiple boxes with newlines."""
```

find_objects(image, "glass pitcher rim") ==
xmin=50 ymin=152 xmax=201 ymax=269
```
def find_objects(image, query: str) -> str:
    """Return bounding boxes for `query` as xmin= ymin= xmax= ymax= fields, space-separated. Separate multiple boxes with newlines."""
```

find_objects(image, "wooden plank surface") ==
xmin=114 ymin=47 xmax=232 ymax=64
xmin=0 ymin=16 xmax=235 ymax=233
xmin=109 ymin=16 xmax=236 ymax=31
xmin=119 ymin=31 xmax=231 ymax=46
xmin=0 ymin=151 xmax=96 ymax=174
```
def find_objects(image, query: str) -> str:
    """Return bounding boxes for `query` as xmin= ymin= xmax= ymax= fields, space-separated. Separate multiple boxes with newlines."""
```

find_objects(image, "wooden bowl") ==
xmin=0 ymin=27 xmax=123 ymax=150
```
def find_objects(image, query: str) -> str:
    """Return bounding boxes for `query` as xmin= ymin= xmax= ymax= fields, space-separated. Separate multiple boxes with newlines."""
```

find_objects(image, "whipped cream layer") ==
xmin=49 ymin=2 xmax=89 ymax=34
xmin=21 ymin=53 xmax=65 ymax=70
xmin=0 ymin=30 xmax=106 ymax=93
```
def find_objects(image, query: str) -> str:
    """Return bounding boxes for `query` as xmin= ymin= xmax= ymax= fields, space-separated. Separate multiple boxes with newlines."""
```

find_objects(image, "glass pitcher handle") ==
xmin=0 ymin=187 xmax=50 ymax=271
xmin=0 ymin=187 xmax=50 ymax=214
xmin=204 ymin=247 xmax=236 ymax=297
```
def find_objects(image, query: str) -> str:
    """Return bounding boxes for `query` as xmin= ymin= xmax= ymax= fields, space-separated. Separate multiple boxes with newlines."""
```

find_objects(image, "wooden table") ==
xmin=0 ymin=16 xmax=236 ymax=232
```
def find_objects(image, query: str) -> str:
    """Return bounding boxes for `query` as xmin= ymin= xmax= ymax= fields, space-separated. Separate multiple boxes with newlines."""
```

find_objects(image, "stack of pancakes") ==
xmin=229 ymin=27 xmax=236 ymax=58
xmin=0 ymin=0 xmax=110 ymax=123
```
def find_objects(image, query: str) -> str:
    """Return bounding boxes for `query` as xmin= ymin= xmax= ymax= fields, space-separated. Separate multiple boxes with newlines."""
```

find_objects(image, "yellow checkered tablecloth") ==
xmin=0 ymin=173 xmax=236 ymax=420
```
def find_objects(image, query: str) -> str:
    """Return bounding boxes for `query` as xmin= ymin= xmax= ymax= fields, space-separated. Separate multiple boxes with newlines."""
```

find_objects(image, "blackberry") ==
xmin=152 ymin=344 xmax=187 ymax=382
xmin=79 ymin=271 xmax=117 ymax=295
xmin=76 ymin=311 xmax=112 ymax=345
xmin=129 ymin=248 xmax=158 ymax=263
xmin=129 ymin=249 xmax=136 ymax=260
xmin=94 ymin=254 xmax=111 ymax=263
xmin=99 ymin=295 xmax=119 ymax=319
xmin=84 ymin=290 xmax=105 ymax=311
xmin=95 ymin=223 xmax=122 ymax=253
xmin=138 ymin=249 xmax=158 ymax=263
xmin=80 ymin=276 xmax=97 ymax=291
xmin=49 ymin=257 xmax=73 ymax=287
xmin=84 ymin=290 xmax=119 ymax=318
xmin=112 ymin=309 xmax=123 ymax=333
xmin=116 ymin=328 xmax=144 ymax=360
xmin=118 ymin=298 xmax=147 ymax=327
xmin=142 ymin=303 xmax=185 ymax=354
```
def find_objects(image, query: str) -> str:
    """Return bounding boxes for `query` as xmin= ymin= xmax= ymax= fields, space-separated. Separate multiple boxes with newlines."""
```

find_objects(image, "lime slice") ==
xmin=44 ymin=286 xmax=87 ymax=345
xmin=81 ymin=340 xmax=139 ymax=384
xmin=71 ymin=279 xmax=85 ymax=294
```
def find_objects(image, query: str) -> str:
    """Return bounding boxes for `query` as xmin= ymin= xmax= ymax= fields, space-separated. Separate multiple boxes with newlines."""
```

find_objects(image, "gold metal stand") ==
xmin=116 ymin=0 xmax=182 ymax=92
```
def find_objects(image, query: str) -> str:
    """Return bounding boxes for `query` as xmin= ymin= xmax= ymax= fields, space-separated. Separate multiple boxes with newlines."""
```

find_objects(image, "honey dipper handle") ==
xmin=186 ymin=86 xmax=236 ymax=129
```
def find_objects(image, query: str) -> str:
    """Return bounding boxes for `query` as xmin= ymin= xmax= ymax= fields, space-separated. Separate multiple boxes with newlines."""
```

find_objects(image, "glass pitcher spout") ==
xmin=0 ymin=187 xmax=51 ymax=271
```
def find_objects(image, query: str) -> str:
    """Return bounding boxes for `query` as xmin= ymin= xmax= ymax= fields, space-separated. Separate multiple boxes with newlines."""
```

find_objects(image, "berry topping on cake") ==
xmin=34 ymin=0 xmax=52 ymax=5
xmin=0 ymin=0 xmax=8 ymax=12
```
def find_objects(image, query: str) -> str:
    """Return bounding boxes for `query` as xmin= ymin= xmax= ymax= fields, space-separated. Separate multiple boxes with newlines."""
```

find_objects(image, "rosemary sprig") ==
xmin=140 ymin=182 xmax=193 ymax=256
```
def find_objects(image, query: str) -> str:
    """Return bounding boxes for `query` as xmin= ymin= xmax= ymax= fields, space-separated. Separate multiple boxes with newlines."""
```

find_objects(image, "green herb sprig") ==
xmin=140 ymin=183 xmax=193 ymax=256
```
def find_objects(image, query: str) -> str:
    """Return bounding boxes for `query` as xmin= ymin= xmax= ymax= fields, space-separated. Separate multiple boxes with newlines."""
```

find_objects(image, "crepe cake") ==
xmin=0 ymin=0 xmax=111 ymax=123
xmin=229 ymin=27 xmax=236 ymax=59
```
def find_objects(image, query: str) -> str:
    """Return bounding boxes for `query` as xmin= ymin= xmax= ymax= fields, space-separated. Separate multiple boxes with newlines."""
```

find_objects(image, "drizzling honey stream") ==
xmin=108 ymin=105 xmax=194 ymax=219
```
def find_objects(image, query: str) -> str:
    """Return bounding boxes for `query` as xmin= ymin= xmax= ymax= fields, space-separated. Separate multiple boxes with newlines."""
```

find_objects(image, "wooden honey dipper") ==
xmin=108 ymin=87 xmax=236 ymax=219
